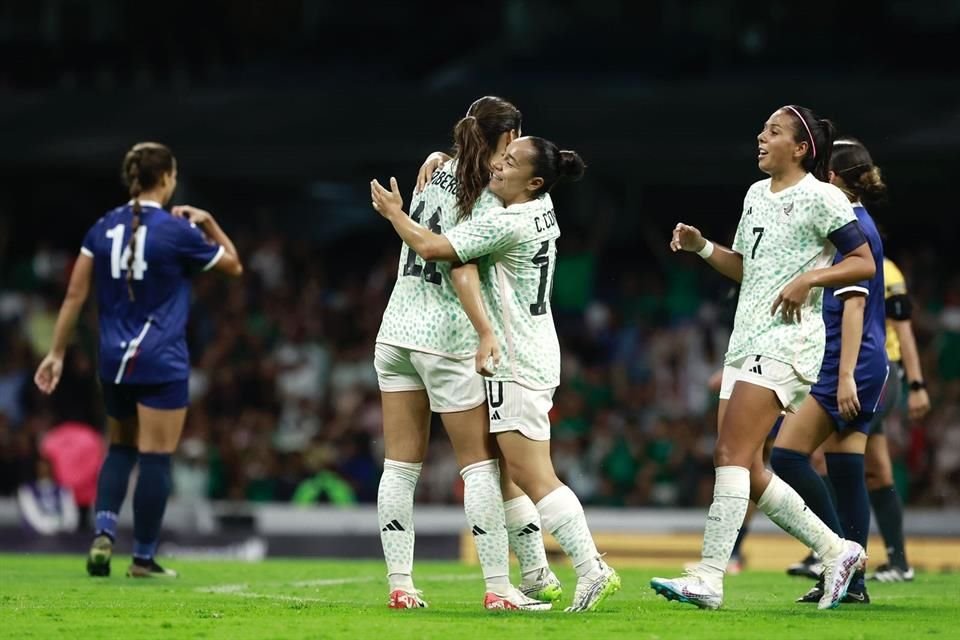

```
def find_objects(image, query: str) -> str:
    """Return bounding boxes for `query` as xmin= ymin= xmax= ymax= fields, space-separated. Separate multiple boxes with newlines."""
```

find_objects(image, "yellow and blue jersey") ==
xmin=883 ymin=258 xmax=909 ymax=362
xmin=81 ymin=201 xmax=223 ymax=385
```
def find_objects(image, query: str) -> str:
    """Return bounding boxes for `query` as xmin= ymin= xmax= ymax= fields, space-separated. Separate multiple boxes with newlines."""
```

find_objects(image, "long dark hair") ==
xmin=782 ymin=105 xmax=836 ymax=181
xmin=831 ymin=137 xmax=888 ymax=205
xmin=526 ymin=137 xmax=586 ymax=197
xmin=452 ymin=96 xmax=522 ymax=220
xmin=120 ymin=142 xmax=175 ymax=300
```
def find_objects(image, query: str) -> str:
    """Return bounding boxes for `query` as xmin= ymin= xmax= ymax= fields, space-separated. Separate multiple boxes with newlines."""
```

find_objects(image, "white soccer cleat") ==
xmin=520 ymin=567 xmax=563 ymax=603
xmin=650 ymin=570 xmax=723 ymax=610
xmin=484 ymin=586 xmax=552 ymax=611
xmin=819 ymin=540 xmax=867 ymax=610
xmin=565 ymin=557 xmax=621 ymax=612
xmin=388 ymin=588 xmax=428 ymax=609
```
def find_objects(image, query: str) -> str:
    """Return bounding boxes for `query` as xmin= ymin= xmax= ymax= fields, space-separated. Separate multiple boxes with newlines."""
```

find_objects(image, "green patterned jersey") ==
xmin=725 ymin=173 xmax=858 ymax=381
xmin=446 ymin=194 xmax=561 ymax=389
xmin=376 ymin=160 xmax=502 ymax=357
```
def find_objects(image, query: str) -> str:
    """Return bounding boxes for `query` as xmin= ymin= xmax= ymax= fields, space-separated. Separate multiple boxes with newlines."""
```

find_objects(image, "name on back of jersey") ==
xmin=533 ymin=208 xmax=557 ymax=233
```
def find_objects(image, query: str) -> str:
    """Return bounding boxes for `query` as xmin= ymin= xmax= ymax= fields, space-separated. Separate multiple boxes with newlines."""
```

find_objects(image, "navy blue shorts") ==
xmin=810 ymin=364 xmax=889 ymax=434
xmin=867 ymin=361 xmax=903 ymax=435
xmin=101 ymin=379 xmax=189 ymax=419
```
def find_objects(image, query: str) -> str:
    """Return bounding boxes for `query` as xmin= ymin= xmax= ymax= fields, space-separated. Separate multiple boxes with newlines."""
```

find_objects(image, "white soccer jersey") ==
xmin=725 ymin=173 xmax=858 ymax=381
xmin=376 ymin=160 xmax=502 ymax=358
xmin=446 ymin=194 xmax=561 ymax=389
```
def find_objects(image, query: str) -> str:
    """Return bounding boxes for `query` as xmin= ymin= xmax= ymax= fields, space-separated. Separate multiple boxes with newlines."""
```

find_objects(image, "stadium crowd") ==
xmin=2 ymin=222 xmax=959 ymax=512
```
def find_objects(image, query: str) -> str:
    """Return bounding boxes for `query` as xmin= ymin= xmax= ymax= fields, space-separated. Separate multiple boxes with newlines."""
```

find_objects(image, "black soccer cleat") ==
xmin=127 ymin=559 xmax=179 ymax=578
xmin=86 ymin=534 xmax=113 ymax=577
xmin=786 ymin=552 xmax=824 ymax=580
xmin=797 ymin=571 xmax=869 ymax=604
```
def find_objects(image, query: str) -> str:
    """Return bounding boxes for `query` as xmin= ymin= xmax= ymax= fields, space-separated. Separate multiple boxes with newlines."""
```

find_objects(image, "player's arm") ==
xmin=670 ymin=223 xmax=743 ymax=283
xmin=886 ymin=284 xmax=930 ymax=419
xmin=837 ymin=292 xmax=866 ymax=420
xmin=34 ymin=253 xmax=94 ymax=394
xmin=772 ymin=222 xmax=874 ymax=323
xmin=371 ymin=177 xmax=459 ymax=261
xmin=415 ymin=151 xmax=453 ymax=193
xmin=171 ymin=205 xmax=244 ymax=277
xmin=450 ymin=262 xmax=500 ymax=376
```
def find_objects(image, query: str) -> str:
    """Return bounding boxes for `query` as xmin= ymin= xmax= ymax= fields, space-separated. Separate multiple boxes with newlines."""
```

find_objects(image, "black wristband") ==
xmin=909 ymin=380 xmax=926 ymax=392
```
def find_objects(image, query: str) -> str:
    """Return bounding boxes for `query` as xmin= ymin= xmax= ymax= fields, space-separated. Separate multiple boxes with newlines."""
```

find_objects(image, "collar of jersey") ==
xmin=504 ymin=193 xmax=552 ymax=213
xmin=128 ymin=199 xmax=163 ymax=209
xmin=766 ymin=173 xmax=812 ymax=198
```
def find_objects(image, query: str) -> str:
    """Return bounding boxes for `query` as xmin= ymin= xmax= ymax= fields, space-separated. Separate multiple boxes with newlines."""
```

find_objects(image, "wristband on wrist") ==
xmin=909 ymin=380 xmax=926 ymax=392
xmin=696 ymin=239 xmax=715 ymax=259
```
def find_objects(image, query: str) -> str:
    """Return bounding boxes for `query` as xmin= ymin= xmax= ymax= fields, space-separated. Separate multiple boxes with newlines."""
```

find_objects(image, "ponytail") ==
xmin=527 ymin=137 xmax=586 ymax=197
xmin=831 ymin=137 xmax=888 ymax=205
xmin=452 ymin=115 xmax=488 ymax=221
xmin=119 ymin=141 xmax=176 ymax=301
xmin=125 ymin=154 xmax=143 ymax=301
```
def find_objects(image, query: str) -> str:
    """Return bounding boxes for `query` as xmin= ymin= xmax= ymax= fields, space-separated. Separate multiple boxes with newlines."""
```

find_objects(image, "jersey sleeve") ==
xmin=445 ymin=208 xmax=523 ymax=263
xmin=731 ymin=186 xmax=755 ymax=255
xmin=80 ymin=220 xmax=100 ymax=258
xmin=175 ymin=220 xmax=224 ymax=271
xmin=884 ymin=259 xmax=908 ymax=297
xmin=883 ymin=258 xmax=911 ymax=319
xmin=816 ymin=185 xmax=861 ymax=251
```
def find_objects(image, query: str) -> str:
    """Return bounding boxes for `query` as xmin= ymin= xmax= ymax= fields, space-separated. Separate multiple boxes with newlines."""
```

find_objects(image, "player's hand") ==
xmin=771 ymin=273 xmax=811 ymax=324
xmin=837 ymin=372 xmax=861 ymax=421
xmin=371 ymin=178 xmax=404 ymax=219
xmin=476 ymin=331 xmax=501 ymax=377
xmin=34 ymin=353 xmax=64 ymax=395
xmin=670 ymin=223 xmax=706 ymax=253
xmin=171 ymin=205 xmax=214 ymax=226
xmin=416 ymin=152 xmax=452 ymax=193
xmin=907 ymin=387 xmax=931 ymax=420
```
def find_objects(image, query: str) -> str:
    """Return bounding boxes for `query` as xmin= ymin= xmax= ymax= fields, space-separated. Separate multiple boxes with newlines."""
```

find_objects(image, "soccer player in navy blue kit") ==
xmin=770 ymin=137 xmax=889 ymax=604
xmin=34 ymin=142 xmax=243 ymax=577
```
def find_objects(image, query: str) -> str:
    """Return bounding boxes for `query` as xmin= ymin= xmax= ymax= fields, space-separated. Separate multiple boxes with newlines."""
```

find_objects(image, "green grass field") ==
xmin=1 ymin=554 xmax=956 ymax=639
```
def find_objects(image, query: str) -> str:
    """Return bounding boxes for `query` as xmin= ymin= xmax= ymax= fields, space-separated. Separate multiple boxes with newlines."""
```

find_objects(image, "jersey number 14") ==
xmin=106 ymin=224 xmax=148 ymax=280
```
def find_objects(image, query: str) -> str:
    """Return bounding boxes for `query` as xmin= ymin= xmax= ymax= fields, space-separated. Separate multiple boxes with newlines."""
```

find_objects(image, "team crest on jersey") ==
xmin=782 ymin=203 xmax=794 ymax=215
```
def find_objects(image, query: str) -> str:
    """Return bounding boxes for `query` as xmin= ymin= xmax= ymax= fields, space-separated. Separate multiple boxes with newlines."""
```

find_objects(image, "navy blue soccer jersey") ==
xmin=811 ymin=204 xmax=889 ymax=428
xmin=80 ymin=200 xmax=223 ymax=384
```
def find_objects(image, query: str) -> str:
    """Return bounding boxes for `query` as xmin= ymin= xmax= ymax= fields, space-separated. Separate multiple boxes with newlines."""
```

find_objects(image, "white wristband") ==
xmin=696 ymin=239 xmax=715 ymax=259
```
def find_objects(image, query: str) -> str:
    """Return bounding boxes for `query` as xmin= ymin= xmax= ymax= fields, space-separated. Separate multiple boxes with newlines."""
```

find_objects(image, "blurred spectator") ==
xmin=17 ymin=456 xmax=78 ymax=535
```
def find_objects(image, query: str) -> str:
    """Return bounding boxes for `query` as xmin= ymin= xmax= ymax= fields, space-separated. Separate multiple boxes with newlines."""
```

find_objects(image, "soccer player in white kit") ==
xmin=651 ymin=105 xmax=875 ymax=610
xmin=374 ymin=97 xmax=558 ymax=610
xmin=373 ymin=136 xmax=621 ymax=613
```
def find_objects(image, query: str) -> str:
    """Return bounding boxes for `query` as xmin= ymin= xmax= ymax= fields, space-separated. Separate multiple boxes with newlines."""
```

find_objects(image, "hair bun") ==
xmin=558 ymin=150 xmax=586 ymax=181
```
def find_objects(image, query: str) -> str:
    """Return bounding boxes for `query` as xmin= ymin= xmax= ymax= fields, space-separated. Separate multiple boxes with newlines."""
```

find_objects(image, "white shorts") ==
xmin=486 ymin=380 xmax=555 ymax=442
xmin=374 ymin=343 xmax=485 ymax=413
xmin=719 ymin=355 xmax=811 ymax=413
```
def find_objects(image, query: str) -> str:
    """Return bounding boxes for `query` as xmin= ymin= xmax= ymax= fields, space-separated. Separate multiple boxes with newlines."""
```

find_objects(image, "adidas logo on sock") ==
xmin=382 ymin=519 xmax=406 ymax=532
xmin=490 ymin=411 xmax=502 ymax=420
xmin=518 ymin=523 xmax=540 ymax=536
xmin=472 ymin=525 xmax=487 ymax=536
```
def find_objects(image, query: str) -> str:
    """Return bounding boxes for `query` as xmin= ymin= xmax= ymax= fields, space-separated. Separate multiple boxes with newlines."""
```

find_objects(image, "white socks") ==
xmin=461 ymin=460 xmax=510 ymax=591
xmin=698 ymin=466 xmax=750 ymax=582
xmin=536 ymin=485 xmax=600 ymax=579
xmin=757 ymin=473 xmax=844 ymax=560
xmin=378 ymin=459 xmax=421 ymax=591
xmin=504 ymin=494 xmax=550 ymax=586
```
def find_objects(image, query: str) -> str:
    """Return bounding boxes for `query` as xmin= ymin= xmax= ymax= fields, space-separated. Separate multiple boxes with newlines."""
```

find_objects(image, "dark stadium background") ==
xmin=2 ymin=1 xmax=959 ymax=555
